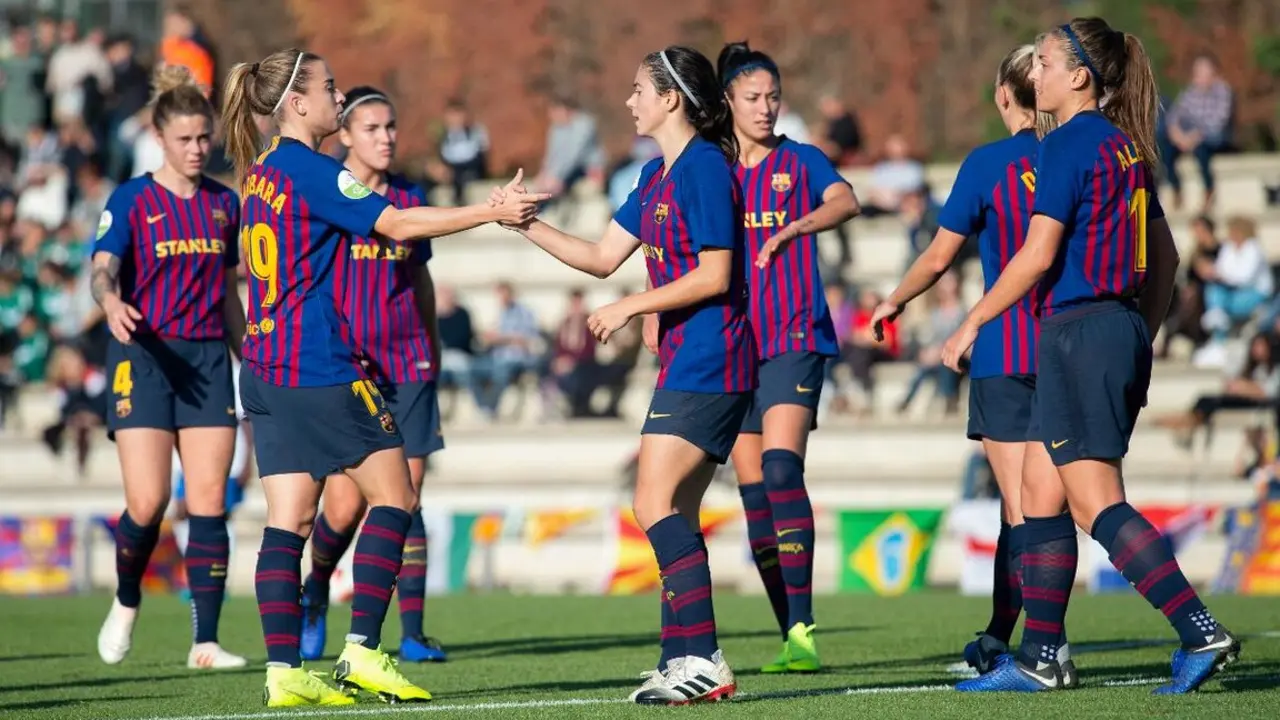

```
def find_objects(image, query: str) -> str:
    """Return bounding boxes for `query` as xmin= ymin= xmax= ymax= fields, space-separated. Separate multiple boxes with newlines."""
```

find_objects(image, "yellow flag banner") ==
xmin=605 ymin=507 xmax=738 ymax=595
xmin=524 ymin=509 xmax=597 ymax=547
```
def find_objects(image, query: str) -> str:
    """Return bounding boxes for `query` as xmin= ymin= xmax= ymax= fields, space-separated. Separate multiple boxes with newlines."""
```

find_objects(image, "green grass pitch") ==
xmin=2 ymin=593 xmax=1278 ymax=719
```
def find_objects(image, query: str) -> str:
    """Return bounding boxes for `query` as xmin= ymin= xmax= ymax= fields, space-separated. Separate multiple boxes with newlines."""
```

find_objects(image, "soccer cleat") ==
xmin=634 ymin=651 xmax=735 ymax=705
xmin=399 ymin=634 xmax=448 ymax=663
xmin=97 ymin=598 xmax=138 ymax=665
xmin=188 ymin=642 xmax=249 ymax=669
xmin=299 ymin=594 xmax=328 ymax=661
xmin=785 ymin=622 xmax=820 ymax=672
xmin=955 ymin=653 xmax=1061 ymax=693
xmin=628 ymin=658 xmax=683 ymax=702
xmin=263 ymin=665 xmax=355 ymax=707
xmin=1152 ymin=627 xmax=1240 ymax=695
xmin=759 ymin=643 xmax=790 ymax=673
xmin=1058 ymin=643 xmax=1079 ymax=689
xmin=333 ymin=641 xmax=432 ymax=703
xmin=963 ymin=632 xmax=1009 ymax=675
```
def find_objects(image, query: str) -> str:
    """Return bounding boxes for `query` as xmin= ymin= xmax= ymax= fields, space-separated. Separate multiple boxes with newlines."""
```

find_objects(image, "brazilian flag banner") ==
xmin=839 ymin=509 xmax=945 ymax=595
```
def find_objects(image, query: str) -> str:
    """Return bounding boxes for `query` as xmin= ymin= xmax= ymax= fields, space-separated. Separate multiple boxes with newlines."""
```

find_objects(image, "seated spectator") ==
xmin=546 ymin=288 xmax=596 ymax=418
xmin=470 ymin=281 xmax=542 ymax=420
xmin=1158 ymin=54 xmax=1233 ymax=211
xmin=534 ymin=96 xmax=604 ymax=219
xmin=42 ymin=342 xmax=106 ymax=479
xmin=1195 ymin=216 xmax=1271 ymax=369
xmin=1158 ymin=332 xmax=1279 ymax=449
xmin=0 ymin=268 xmax=34 ymax=333
xmin=590 ymin=291 xmax=643 ymax=419
xmin=861 ymin=134 xmax=925 ymax=216
xmin=435 ymin=283 xmax=476 ymax=391
xmin=1158 ymin=214 xmax=1218 ymax=358
xmin=438 ymin=99 xmax=489 ymax=207
xmin=900 ymin=183 xmax=944 ymax=271
xmin=897 ymin=272 xmax=964 ymax=416
xmin=12 ymin=313 xmax=49 ymax=383
xmin=816 ymin=94 xmax=863 ymax=166
xmin=843 ymin=287 xmax=900 ymax=416
xmin=607 ymin=138 xmax=660 ymax=212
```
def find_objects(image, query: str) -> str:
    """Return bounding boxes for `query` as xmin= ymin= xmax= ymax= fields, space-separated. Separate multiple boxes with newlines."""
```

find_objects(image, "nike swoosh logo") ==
xmin=648 ymin=412 xmax=672 ymax=420
xmin=795 ymin=385 xmax=814 ymax=394
xmin=1051 ymin=440 xmax=1069 ymax=449
xmin=146 ymin=214 xmax=165 ymax=224
xmin=778 ymin=528 xmax=802 ymax=537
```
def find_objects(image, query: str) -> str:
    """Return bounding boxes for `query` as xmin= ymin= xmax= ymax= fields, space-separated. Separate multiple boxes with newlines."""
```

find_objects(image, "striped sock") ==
xmin=304 ymin=513 xmax=356 ymax=606
xmin=647 ymin=514 xmax=719 ymax=661
xmin=348 ymin=506 xmax=411 ymax=650
xmin=1091 ymin=502 xmax=1217 ymax=647
xmin=1016 ymin=514 xmax=1077 ymax=667
xmin=658 ymin=587 xmax=680 ymax=673
xmin=186 ymin=514 xmax=230 ymax=644
xmin=398 ymin=510 xmax=428 ymax=639
xmin=256 ymin=527 xmax=305 ymax=667
xmin=739 ymin=482 xmax=789 ymax=637
xmin=984 ymin=522 xmax=1022 ymax=643
xmin=114 ymin=511 xmax=161 ymax=609
xmin=763 ymin=449 xmax=815 ymax=628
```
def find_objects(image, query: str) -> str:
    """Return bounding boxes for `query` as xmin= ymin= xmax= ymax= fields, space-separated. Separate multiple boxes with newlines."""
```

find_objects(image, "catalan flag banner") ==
xmin=96 ymin=516 xmax=187 ymax=594
xmin=524 ymin=509 xmax=597 ymax=547
xmin=604 ymin=507 xmax=738 ymax=595
xmin=1240 ymin=503 xmax=1280 ymax=596
xmin=838 ymin=509 xmax=944 ymax=595
xmin=0 ymin=516 xmax=75 ymax=596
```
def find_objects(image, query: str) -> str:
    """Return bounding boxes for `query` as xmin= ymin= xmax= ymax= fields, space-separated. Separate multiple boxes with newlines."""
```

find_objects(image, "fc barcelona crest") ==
xmin=379 ymin=412 xmax=397 ymax=434
xmin=771 ymin=173 xmax=792 ymax=192
xmin=653 ymin=203 xmax=669 ymax=224
xmin=211 ymin=209 xmax=228 ymax=227
xmin=116 ymin=399 xmax=132 ymax=418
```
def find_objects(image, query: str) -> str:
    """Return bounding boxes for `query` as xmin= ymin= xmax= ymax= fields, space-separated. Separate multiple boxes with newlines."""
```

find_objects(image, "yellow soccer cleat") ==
xmin=333 ymin=641 xmax=433 ymax=703
xmin=785 ymin=622 xmax=820 ymax=673
xmin=760 ymin=643 xmax=791 ymax=673
xmin=263 ymin=665 xmax=355 ymax=707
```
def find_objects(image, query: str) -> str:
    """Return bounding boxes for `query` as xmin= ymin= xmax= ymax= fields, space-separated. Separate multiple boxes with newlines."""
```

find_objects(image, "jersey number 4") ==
xmin=1128 ymin=187 xmax=1148 ymax=272
xmin=241 ymin=223 xmax=280 ymax=307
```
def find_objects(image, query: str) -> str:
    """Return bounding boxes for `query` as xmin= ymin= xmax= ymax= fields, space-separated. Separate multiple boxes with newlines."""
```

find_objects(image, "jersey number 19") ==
xmin=1128 ymin=187 xmax=1148 ymax=272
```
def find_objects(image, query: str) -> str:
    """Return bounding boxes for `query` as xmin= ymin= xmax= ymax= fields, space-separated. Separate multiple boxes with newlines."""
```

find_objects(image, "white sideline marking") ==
xmin=134 ymin=675 xmax=1174 ymax=720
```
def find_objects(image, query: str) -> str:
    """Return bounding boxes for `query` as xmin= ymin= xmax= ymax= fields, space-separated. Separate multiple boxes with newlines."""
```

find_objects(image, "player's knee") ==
xmin=126 ymin=495 xmax=169 ymax=526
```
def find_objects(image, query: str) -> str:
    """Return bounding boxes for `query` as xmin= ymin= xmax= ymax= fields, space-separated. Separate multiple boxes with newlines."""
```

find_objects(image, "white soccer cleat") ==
xmin=187 ymin=642 xmax=249 ymax=669
xmin=628 ymin=658 xmax=683 ymax=701
xmin=97 ymin=598 xmax=138 ymax=665
xmin=634 ymin=651 xmax=735 ymax=705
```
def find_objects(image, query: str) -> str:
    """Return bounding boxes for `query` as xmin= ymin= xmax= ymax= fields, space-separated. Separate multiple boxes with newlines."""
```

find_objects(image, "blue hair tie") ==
xmin=722 ymin=60 xmax=780 ymax=88
xmin=1060 ymin=24 xmax=1103 ymax=90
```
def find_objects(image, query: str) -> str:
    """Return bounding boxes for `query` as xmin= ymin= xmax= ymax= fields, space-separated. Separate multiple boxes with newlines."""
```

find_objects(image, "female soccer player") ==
xmin=872 ymin=45 xmax=1078 ymax=686
xmin=92 ymin=65 xmax=248 ymax=671
xmin=493 ymin=46 xmax=753 ymax=705
xmin=221 ymin=48 xmax=544 ymax=707
xmin=297 ymin=86 xmax=447 ymax=664
xmin=714 ymin=41 xmax=859 ymax=675
xmin=941 ymin=18 xmax=1239 ymax=694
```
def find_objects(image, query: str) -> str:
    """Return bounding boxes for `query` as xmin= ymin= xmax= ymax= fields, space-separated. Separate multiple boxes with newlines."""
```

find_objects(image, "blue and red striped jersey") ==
xmin=735 ymin=137 xmax=843 ymax=360
xmin=239 ymin=136 xmax=392 ymax=387
xmin=938 ymin=129 xmax=1040 ymax=378
xmin=614 ymin=137 xmax=757 ymax=394
xmin=332 ymin=174 xmax=435 ymax=385
xmin=93 ymin=174 xmax=239 ymax=340
xmin=1033 ymin=111 xmax=1164 ymax=315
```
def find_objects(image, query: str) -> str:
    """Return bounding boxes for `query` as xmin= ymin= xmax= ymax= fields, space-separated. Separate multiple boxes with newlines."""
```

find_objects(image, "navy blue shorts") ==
xmin=739 ymin=352 xmax=827 ymax=434
xmin=380 ymin=380 xmax=444 ymax=458
xmin=106 ymin=336 xmax=237 ymax=439
xmin=1033 ymin=302 xmax=1152 ymax=466
xmin=967 ymin=374 xmax=1036 ymax=442
xmin=641 ymin=389 xmax=752 ymax=464
xmin=239 ymin=366 xmax=404 ymax=481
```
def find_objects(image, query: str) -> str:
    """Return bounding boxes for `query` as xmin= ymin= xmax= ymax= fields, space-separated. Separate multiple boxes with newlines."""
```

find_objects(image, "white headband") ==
xmin=340 ymin=93 xmax=391 ymax=121
xmin=660 ymin=50 xmax=701 ymax=112
xmin=271 ymin=52 xmax=306 ymax=115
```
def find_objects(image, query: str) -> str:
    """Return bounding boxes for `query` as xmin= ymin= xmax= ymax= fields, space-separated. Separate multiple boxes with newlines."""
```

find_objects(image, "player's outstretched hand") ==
xmin=940 ymin=320 xmax=978 ymax=373
xmin=642 ymin=313 xmax=659 ymax=354
xmin=492 ymin=169 xmax=551 ymax=228
xmin=588 ymin=302 xmax=634 ymax=345
xmin=103 ymin=296 xmax=143 ymax=344
xmin=755 ymin=224 xmax=798 ymax=268
xmin=870 ymin=300 xmax=902 ymax=343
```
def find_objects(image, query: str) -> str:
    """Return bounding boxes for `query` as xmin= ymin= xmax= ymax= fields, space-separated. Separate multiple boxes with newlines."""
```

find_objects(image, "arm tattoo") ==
xmin=91 ymin=255 xmax=121 ymax=308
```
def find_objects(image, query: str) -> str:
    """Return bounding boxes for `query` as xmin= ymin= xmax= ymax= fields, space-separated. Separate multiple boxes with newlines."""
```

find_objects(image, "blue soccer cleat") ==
xmin=299 ymin=593 xmax=328 ymax=661
xmin=1152 ymin=627 xmax=1240 ymax=695
xmin=963 ymin=633 xmax=1009 ymax=675
xmin=956 ymin=654 xmax=1061 ymax=693
xmin=399 ymin=634 xmax=448 ymax=663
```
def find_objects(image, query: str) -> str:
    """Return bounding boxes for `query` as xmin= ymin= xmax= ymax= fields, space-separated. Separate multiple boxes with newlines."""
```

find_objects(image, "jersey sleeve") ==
xmin=936 ymin=150 xmax=985 ymax=236
xmin=92 ymin=187 xmax=137 ymax=258
xmin=222 ymin=195 xmax=241 ymax=268
xmin=290 ymin=153 xmax=392 ymax=238
xmin=794 ymin=143 xmax=847 ymax=206
xmin=613 ymin=160 xmax=659 ymax=238
xmin=407 ymin=184 xmax=432 ymax=266
xmin=677 ymin=154 xmax=738 ymax=252
xmin=1031 ymin=133 xmax=1083 ymax=224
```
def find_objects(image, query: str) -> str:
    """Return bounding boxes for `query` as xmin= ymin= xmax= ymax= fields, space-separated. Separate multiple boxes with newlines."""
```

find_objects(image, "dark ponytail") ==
xmin=716 ymin=40 xmax=780 ymax=93
xmin=643 ymin=46 xmax=739 ymax=163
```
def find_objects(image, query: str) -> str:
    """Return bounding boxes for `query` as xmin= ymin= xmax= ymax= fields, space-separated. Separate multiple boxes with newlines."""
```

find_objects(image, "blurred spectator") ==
xmin=12 ymin=311 xmax=47 ymax=382
xmin=103 ymin=34 xmax=149 ymax=181
xmin=57 ymin=119 xmax=96 ymax=202
xmin=0 ymin=26 xmax=47 ymax=148
xmin=17 ymin=163 xmax=67 ymax=230
xmin=160 ymin=8 xmax=214 ymax=93
xmin=589 ymin=290 xmax=643 ymax=419
xmin=45 ymin=20 xmax=111 ymax=125
xmin=775 ymin=101 xmax=810 ymax=144
xmin=119 ymin=105 xmax=163 ymax=178
xmin=843 ymin=287 xmax=900 ymax=416
xmin=535 ymin=96 xmax=604 ymax=218
xmin=816 ymin=94 xmax=862 ymax=166
xmin=435 ymin=284 xmax=477 ymax=393
xmin=607 ymin=137 xmax=660 ymax=212
xmin=1195 ymin=216 xmax=1270 ymax=369
xmin=862 ymin=134 xmax=926 ymax=216
xmin=68 ymin=156 xmax=114 ymax=242
xmin=471 ymin=281 xmax=542 ymax=420
xmin=42 ymin=343 xmax=105 ymax=478
xmin=1158 ymin=214 xmax=1218 ymax=358
xmin=900 ymin=183 xmax=942 ymax=270
xmin=1158 ymin=54 xmax=1233 ymax=211
xmin=546 ymin=288 xmax=596 ymax=419
xmin=897 ymin=272 xmax=964 ymax=416
xmin=1158 ymin=332 xmax=1280 ymax=448
xmin=438 ymin=99 xmax=489 ymax=207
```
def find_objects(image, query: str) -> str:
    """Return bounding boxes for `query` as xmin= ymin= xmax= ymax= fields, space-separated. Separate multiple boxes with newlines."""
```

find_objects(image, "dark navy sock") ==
xmin=186 ymin=514 xmax=229 ymax=644
xmin=256 ymin=527 xmax=305 ymax=667
xmin=647 ymin=514 xmax=719 ymax=661
xmin=762 ymin=449 xmax=815 ymax=628
xmin=114 ymin=511 xmax=161 ymax=609
xmin=658 ymin=588 xmax=680 ymax=673
xmin=985 ymin=522 xmax=1022 ymax=643
xmin=1016 ymin=514 xmax=1077 ymax=668
xmin=739 ymin=482 xmax=789 ymax=638
xmin=304 ymin=512 xmax=356 ymax=606
xmin=397 ymin=511 xmax=428 ymax=639
xmin=348 ymin=506 xmax=411 ymax=650
xmin=1092 ymin=502 xmax=1217 ymax=647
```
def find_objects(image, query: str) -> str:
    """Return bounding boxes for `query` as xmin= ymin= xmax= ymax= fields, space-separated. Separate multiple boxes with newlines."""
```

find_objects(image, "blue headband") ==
xmin=722 ymin=60 xmax=780 ymax=88
xmin=1060 ymin=24 xmax=1103 ymax=90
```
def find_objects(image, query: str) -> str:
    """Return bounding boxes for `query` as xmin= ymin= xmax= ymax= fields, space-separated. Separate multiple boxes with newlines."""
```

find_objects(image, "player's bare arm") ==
xmin=1137 ymin=217 xmax=1180 ymax=340
xmin=222 ymin=267 xmax=248 ymax=360
xmin=756 ymin=183 xmax=860 ymax=267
